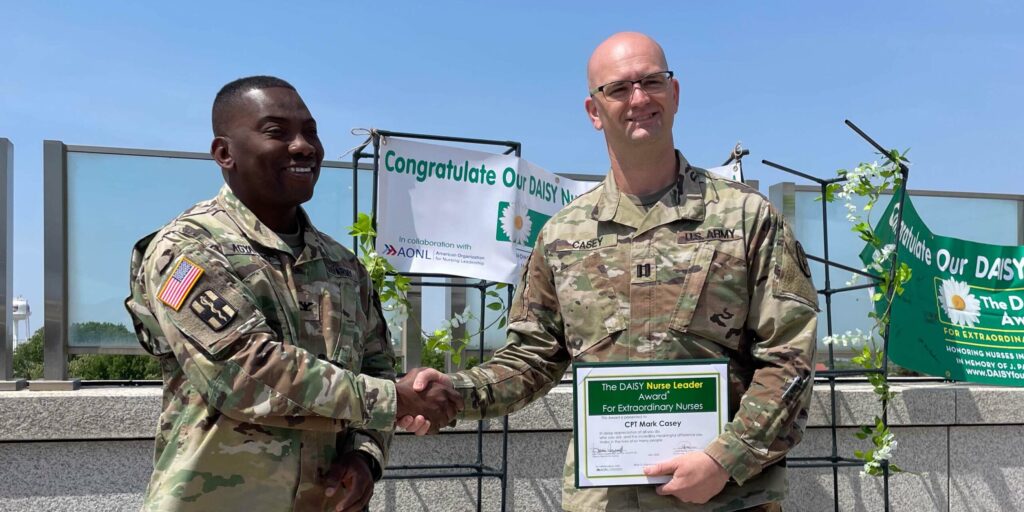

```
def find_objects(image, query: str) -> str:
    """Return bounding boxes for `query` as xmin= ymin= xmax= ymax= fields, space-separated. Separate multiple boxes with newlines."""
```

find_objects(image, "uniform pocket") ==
xmin=669 ymin=240 xmax=749 ymax=351
xmin=244 ymin=268 xmax=297 ymax=345
xmin=551 ymin=244 xmax=628 ymax=357
xmin=324 ymin=279 xmax=364 ymax=370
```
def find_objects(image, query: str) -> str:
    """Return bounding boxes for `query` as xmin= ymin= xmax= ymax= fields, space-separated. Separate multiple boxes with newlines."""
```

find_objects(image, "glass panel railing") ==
xmin=65 ymin=150 xmax=355 ymax=349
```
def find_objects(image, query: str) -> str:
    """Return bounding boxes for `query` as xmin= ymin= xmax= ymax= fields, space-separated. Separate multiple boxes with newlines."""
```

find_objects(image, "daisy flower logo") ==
xmin=498 ymin=201 xmax=533 ymax=245
xmin=938 ymin=278 xmax=981 ymax=328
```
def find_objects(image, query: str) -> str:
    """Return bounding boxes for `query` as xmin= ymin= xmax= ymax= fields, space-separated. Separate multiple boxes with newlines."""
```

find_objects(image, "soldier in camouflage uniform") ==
xmin=401 ymin=33 xmax=817 ymax=512
xmin=126 ymin=76 xmax=460 ymax=511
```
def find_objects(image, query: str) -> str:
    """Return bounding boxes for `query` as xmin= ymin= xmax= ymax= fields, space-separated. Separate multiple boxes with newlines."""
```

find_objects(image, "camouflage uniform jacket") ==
xmin=452 ymin=154 xmax=818 ymax=512
xmin=125 ymin=185 xmax=397 ymax=511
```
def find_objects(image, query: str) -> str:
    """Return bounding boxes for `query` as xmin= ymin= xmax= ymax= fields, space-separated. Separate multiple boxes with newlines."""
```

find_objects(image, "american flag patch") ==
xmin=157 ymin=257 xmax=205 ymax=310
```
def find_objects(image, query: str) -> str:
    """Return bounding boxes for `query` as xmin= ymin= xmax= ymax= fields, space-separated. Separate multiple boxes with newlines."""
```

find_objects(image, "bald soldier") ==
xmin=400 ymin=33 xmax=818 ymax=511
xmin=126 ymin=76 xmax=461 ymax=511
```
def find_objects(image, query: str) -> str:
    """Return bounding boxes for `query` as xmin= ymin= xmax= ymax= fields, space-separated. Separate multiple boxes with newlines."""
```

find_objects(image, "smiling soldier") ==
xmin=400 ymin=32 xmax=819 ymax=512
xmin=125 ymin=76 xmax=461 ymax=511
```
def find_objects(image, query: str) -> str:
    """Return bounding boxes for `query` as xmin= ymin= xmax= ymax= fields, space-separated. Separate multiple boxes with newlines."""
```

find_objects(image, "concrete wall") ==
xmin=1 ymin=382 xmax=1022 ymax=511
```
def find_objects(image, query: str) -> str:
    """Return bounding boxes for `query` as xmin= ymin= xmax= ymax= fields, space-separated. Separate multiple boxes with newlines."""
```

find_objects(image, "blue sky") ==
xmin=2 ymin=1 xmax=1022 ymax=323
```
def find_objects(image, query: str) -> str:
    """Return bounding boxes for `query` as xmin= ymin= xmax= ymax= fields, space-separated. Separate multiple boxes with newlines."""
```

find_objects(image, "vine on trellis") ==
xmin=822 ymin=149 xmax=910 ymax=476
xmin=349 ymin=213 xmax=508 ymax=367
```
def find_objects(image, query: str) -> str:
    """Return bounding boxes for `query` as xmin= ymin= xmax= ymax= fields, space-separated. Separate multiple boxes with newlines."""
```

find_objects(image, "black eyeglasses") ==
xmin=589 ymin=71 xmax=674 ymax=102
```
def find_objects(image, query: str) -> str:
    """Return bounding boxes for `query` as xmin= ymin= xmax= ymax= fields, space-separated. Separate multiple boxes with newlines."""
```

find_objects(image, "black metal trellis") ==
xmin=351 ymin=129 xmax=517 ymax=512
xmin=763 ymin=120 xmax=911 ymax=512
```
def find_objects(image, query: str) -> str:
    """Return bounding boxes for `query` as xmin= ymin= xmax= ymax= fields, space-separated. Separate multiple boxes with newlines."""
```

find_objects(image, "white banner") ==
xmin=375 ymin=138 xmax=596 ymax=284
xmin=706 ymin=162 xmax=743 ymax=182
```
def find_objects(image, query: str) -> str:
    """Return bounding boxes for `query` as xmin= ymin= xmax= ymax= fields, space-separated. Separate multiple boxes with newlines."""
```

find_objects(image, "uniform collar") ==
xmin=216 ymin=184 xmax=329 ymax=262
xmin=591 ymin=151 xmax=706 ymax=232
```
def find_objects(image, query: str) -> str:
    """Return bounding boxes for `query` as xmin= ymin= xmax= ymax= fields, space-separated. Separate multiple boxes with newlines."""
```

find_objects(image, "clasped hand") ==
xmin=395 ymin=367 xmax=462 ymax=435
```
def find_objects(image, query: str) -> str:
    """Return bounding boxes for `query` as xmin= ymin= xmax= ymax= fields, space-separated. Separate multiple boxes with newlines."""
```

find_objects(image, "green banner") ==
xmin=586 ymin=377 xmax=717 ymax=416
xmin=864 ymin=192 xmax=1024 ymax=385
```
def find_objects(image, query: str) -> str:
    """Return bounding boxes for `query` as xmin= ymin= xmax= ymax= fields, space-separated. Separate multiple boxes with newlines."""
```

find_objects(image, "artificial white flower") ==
xmin=822 ymin=329 xmax=870 ymax=347
xmin=867 ymin=244 xmax=896 ymax=274
xmin=874 ymin=434 xmax=896 ymax=461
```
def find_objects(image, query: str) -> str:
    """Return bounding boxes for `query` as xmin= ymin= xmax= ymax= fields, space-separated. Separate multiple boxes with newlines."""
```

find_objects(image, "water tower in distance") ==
xmin=12 ymin=296 xmax=30 ymax=347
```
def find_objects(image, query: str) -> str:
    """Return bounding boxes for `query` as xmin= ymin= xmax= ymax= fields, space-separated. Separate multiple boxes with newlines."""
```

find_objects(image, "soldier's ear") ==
xmin=671 ymin=77 xmax=680 ymax=112
xmin=585 ymin=96 xmax=603 ymax=131
xmin=211 ymin=136 xmax=234 ymax=171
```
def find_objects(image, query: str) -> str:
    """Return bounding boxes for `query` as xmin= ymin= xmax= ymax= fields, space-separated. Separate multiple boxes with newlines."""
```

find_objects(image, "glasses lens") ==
xmin=603 ymin=81 xmax=632 ymax=101
xmin=599 ymin=72 xmax=672 ymax=101
xmin=640 ymin=73 xmax=669 ymax=93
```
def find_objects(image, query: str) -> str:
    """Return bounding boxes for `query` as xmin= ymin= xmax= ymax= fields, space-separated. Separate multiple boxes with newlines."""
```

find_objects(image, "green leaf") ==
xmin=394 ymin=274 xmax=412 ymax=289
xmin=498 ymin=317 xmax=507 ymax=329
xmin=486 ymin=302 xmax=503 ymax=311
xmin=348 ymin=213 xmax=375 ymax=237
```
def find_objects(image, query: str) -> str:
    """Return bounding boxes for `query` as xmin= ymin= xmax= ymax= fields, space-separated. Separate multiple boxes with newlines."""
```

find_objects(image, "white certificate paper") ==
xmin=573 ymin=360 xmax=729 ymax=488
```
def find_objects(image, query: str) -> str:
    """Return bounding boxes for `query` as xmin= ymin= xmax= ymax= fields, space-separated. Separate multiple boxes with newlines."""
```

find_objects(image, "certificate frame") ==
xmin=573 ymin=359 xmax=730 ymax=488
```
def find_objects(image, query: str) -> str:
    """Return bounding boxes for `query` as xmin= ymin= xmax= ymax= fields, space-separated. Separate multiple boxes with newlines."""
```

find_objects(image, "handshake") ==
xmin=394 ymin=367 xmax=462 ymax=435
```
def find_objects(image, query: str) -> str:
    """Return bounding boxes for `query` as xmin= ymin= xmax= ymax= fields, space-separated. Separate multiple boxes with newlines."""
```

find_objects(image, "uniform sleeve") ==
xmin=341 ymin=282 xmax=396 ymax=480
xmin=704 ymin=202 xmax=819 ymax=485
xmin=451 ymin=232 xmax=573 ymax=420
xmin=134 ymin=233 xmax=397 ymax=432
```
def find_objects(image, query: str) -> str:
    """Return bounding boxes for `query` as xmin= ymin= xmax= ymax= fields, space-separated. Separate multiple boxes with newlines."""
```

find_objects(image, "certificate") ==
xmin=573 ymin=359 xmax=729 ymax=488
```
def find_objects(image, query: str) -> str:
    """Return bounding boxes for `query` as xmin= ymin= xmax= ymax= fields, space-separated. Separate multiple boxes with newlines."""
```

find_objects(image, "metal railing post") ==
xmin=0 ymin=139 xmax=14 ymax=381
xmin=42 ymin=140 xmax=69 ymax=381
xmin=403 ymin=277 xmax=423 ymax=371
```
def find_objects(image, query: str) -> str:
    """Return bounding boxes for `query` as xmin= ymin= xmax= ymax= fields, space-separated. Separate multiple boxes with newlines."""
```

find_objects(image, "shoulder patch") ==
xmin=158 ymin=257 xmax=205 ymax=310
xmin=774 ymin=225 xmax=819 ymax=310
xmin=189 ymin=289 xmax=237 ymax=332
xmin=794 ymin=241 xmax=812 ymax=278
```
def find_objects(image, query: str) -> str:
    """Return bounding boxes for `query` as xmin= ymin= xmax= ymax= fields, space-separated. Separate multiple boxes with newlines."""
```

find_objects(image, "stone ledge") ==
xmin=0 ymin=380 xmax=27 ymax=391
xmin=0 ymin=388 xmax=161 ymax=441
xmin=27 ymin=379 xmax=80 ymax=391
xmin=807 ymin=381 xmax=958 ymax=426
xmin=7 ymin=424 xmax=1022 ymax=511
xmin=2 ymin=381 xmax=1022 ymax=441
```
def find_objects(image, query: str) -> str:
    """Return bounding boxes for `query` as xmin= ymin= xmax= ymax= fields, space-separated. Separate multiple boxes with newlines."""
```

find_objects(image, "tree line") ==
xmin=13 ymin=322 xmax=161 ymax=380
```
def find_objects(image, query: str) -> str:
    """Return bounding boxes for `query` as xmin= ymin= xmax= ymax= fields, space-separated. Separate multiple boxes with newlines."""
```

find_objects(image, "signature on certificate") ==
xmin=591 ymin=446 xmax=625 ymax=456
